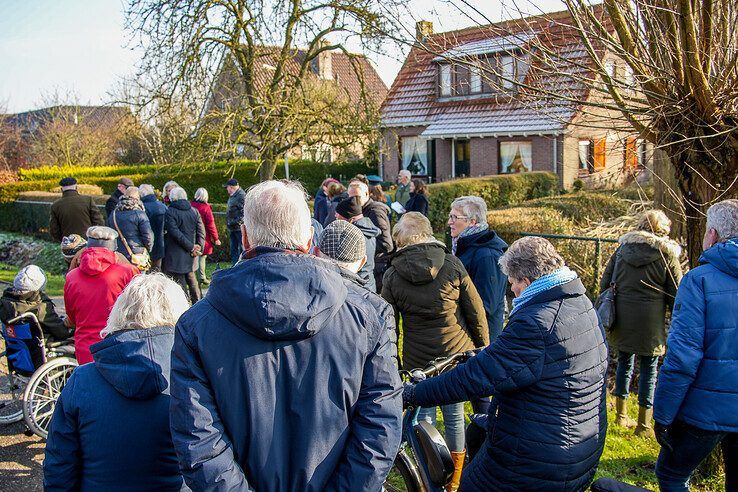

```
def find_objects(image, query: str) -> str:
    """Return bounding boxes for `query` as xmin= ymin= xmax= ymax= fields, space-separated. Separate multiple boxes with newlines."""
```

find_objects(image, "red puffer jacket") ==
xmin=191 ymin=200 xmax=220 ymax=255
xmin=63 ymin=248 xmax=138 ymax=364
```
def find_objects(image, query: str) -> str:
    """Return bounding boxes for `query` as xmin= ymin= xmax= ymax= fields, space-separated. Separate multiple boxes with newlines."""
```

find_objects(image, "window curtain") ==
xmin=500 ymin=142 xmax=517 ymax=172
xmin=578 ymin=141 xmax=590 ymax=169
xmin=402 ymin=137 xmax=428 ymax=175
xmin=500 ymin=141 xmax=532 ymax=173
xmin=519 ymin=142 xmax=532 ymax=170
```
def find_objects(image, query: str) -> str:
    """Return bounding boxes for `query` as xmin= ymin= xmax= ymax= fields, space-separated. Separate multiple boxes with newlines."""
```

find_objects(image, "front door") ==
xmin=454 ymin=139 xmax=470 ymax=177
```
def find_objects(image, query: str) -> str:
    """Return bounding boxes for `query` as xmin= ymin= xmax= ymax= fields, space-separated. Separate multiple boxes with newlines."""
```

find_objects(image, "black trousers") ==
xmin=168 ymin=271 xmax=201 ymax=302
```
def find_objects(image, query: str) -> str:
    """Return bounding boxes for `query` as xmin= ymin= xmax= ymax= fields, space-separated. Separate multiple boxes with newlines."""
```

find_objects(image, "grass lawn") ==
xmin=0 ymin=262 xmax=66 ymax=296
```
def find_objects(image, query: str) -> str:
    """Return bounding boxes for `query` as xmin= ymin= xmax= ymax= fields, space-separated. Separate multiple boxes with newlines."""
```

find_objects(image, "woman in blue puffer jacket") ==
xmin=44 ymin=273 xmax=191 ymax=491
xmin=403 ymin=236 xmax=608 ymax=491
xmin=107 ymin=186 xmax=154 ymax=260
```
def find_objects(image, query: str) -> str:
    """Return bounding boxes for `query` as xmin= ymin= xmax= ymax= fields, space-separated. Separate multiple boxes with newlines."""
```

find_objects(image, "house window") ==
xmin=501 ymin=55 xmax=515 ymax=90
xmin=400 ymin=136 xmax=429 ymax=175
xmin=625 ymin=137 xmax=638 ymax=170
xmin=637 ymin=139 xmax=648 ymax=168
xmin=439 ymin=64 xmax=452 ymax=96
xmin=500 ymin=141 xmax=532 ymax=174
xmin=578 ymin=140 xmax=593 ymax=172
xmin=624 ymin=65 xmax=634 ymax=86
xmin=470 ymin=65 xmax=482 ymax=93
xmin=593 ymin=138 xmax=607 ymax=171
xmin=303 ymin=143 xmax=333 ymax=163
xmin=481 ymin=55 xmax=498 ymax=92
xmin=604 ymin=60 xmax=616 ymax=79
xmin=454 ymin=65 xmax=471 ymax=96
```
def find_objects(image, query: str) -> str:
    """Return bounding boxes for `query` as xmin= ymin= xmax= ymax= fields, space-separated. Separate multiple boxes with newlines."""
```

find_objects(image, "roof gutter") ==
xmin=419 ymin=129 xmax=563 ymax=139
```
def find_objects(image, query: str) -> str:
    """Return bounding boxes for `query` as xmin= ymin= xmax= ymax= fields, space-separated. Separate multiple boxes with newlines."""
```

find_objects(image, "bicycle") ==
xmin=384 ymin=350 xmax=479 ymax=492
xmin=0 ymin=312 xmax=77 ymax=438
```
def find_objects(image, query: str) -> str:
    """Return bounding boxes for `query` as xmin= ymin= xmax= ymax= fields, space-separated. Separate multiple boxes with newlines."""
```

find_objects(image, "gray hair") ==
xmin=101 ymin=273 xmax=190 ymax=337
xmin=451 ymin=196 xmax=488 ymax=225
xmin=242 ymin=180 xmax=312 ymax=249
xmin=168 ymin=186 xmax=187 ymax=201
xmin=637 ymin=209 xmax=671 ymax=236
xmin=499 ymin=236 xmax=565 ymax=281
xmin=138 ymin=184 xmax=155 ymax=198
xmin=194 ymin=187 xmax=209 ymax=203
xmin=707 ymin=199 xmax=738 ymax=240
xmin=163 ymin=181 xmax=179 ymax=197
xmin=393 ymin=212 xmax=436 ymax=249
xmin=398 ymin=169 xmax=411 ymax=178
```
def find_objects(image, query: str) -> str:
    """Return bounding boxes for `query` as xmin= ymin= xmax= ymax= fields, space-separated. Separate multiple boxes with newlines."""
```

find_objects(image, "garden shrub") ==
xmin=426 ymin=172 xmax=558 ymax=231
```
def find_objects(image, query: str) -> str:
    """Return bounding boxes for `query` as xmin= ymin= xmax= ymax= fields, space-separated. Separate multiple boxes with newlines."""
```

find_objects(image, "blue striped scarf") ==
xmin=452 ymin=224 xmax=489 ymax=255
xmin=510 ymin=266 xmax=578 ymax=317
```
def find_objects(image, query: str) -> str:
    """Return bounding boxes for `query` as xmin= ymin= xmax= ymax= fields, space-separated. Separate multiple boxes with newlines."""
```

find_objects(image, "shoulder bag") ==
xmin=112 ymin=210 xmax=151 ymax=272
xmin=595 ymin=250 xmax=620 ymax=331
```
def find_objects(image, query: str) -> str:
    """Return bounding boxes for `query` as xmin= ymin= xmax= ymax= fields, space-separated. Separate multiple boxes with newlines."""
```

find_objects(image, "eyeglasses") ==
xmin=448 ymin=214 xmax=469 ymax=222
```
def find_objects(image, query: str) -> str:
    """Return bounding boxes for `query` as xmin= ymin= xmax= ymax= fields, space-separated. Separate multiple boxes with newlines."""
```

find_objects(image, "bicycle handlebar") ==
xmin=405 ymin=348 xmax=481 ymax=383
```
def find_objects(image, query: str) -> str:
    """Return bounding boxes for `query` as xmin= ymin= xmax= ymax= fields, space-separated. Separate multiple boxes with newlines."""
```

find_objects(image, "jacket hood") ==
xmin=91 ymin=326 xmax=175 ymax=400
xmin=79 ymin=247 xmax=118 ymax=276
xmin=141 ymin=194 xmax=157 ymax=203
xmin=700 ymin=239 xmax=738 ymax=278
xmin=169 ymin=199 xmax=192 ymax=211
xmin=392 ymin=242 xmax=447 ymax=285
xmin=618 ymin=230 xmax=682 ymax=267
xmin=1 ymin=287 xmax=41 ymax=304
xmin=353 ymin=217 xmax=380 ymax=239
xmin=458 ymin=228 xmax=508 ymax=254
xmin=206 ymin=251 xmax=348 ymax=341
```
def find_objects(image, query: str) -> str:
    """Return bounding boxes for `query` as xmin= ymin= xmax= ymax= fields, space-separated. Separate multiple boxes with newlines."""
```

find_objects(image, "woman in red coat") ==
xmin=191 ymin=188 xmax=221 ymax=286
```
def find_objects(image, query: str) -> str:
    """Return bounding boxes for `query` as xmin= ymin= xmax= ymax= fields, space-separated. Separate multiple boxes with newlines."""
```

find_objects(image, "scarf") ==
xmin=452 ymin=223 xmax=489 ymax=255
xmin=510 ymin=266 xmax=578 ymax=317
xmin=116 ymin=195 xmax=144 ymax=212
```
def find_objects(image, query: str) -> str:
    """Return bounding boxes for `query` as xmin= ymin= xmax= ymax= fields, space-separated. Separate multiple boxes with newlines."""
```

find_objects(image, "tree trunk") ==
xmin=259 ymin=149 xmax=278 ymax=181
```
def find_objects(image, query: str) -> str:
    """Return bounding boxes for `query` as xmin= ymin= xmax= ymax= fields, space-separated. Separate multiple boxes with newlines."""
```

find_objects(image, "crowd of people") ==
xmin=3 ymin=171 xmax=737 ymax=491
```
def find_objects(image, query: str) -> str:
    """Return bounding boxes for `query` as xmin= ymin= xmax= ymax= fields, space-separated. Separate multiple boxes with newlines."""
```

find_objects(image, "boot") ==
xmin=446 ymin=450 xmax=466 ymax=492
xmin=635 ymin=406 xmax=655 ymax=438
xmin=614 ymin=397 xmax=636 ymax=428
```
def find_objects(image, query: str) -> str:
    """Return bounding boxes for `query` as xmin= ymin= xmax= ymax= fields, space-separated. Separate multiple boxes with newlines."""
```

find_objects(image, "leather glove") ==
xmin=402 ymin=383 xmax=417 ymax=410
xmin=654 ymin=421 xmax=673 ymax=452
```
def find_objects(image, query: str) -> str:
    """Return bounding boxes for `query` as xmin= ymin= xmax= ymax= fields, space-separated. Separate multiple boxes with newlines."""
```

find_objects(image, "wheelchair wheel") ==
xmin=0 ymin=350 xmax=25 ymax=424
xmin=383 ymin=448 xmax=422 ymax=492
xmin=23 ymin=357 xmax=78 ymax=438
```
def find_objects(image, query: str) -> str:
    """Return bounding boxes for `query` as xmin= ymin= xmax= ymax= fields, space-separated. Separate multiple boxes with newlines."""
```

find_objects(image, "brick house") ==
xmin=205 ymin=45 xmax=388 ymax=162
xmin=380 ymin=10 xmax=651 ymax=188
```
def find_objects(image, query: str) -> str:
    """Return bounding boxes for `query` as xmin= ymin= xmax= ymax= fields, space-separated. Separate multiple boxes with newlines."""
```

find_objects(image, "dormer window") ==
xmin=439 ymin=64 xmax=452 ymax=96
xmin=437 ymin=51 xmax=529 ymax=99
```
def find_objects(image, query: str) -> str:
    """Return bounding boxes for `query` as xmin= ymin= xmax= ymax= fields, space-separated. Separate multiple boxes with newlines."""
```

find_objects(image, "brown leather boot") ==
xmin=635 ymin=406 xmax=655 ymax=438
xmin=446 ymin=450 xmax=466 ymax=492
xmin=614 ymin=396 xmax=636 ymax=428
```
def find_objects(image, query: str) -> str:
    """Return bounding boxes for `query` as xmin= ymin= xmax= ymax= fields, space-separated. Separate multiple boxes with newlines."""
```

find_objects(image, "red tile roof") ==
xmin=382 ymin=8 xmax=606 ymax=137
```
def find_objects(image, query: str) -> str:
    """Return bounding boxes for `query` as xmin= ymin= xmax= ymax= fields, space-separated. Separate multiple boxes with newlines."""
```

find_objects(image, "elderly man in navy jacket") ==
xmin=653 ymin=199 xmax=738 ymax=492
xmin=169 ymin=180 xmax=403 ymax=491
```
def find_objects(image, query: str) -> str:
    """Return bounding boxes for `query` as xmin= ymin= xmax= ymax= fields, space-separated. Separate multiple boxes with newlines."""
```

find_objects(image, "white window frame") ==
xmin=470 ymin=65 xmax=482 ymax=93
xmin=501 ymin=55 xmax=515 ymax=90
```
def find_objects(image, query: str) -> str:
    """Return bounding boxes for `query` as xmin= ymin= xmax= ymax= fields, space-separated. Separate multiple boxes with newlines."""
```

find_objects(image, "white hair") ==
xmin=499 ymin=236 xmax=565 ymax=281
xmin=707 ymin=199 xmax=738 ymax=240
xmin=451 ymin=196 xmax=488 ymax=225
xmin=398 ymin=169 xmax=411 ymax=178
xmin=138 ymin=184 xmax=155 ymax=198
xmin=163 ymin=181 xmax=179 ymax=197
xmin=348 ymin=181 xmax=370 ymax=205
xmin=194 ymin=187 xmax=209 ymax=203
xmin=168 ymin=186 xmax=187 ymax=201
xmin=393 ymin=212 xmax=436 ymax=249
xmin=101 ymin=273 xmax=190 ymax=337
xmin=242 ymin=180 xmax=312 ymax=249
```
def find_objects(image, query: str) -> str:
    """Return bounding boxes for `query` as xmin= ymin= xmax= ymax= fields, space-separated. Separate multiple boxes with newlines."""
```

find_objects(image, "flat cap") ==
xmin=59 ymin=177 xmax=77 ymax=186
xmin=319 ymin=220 xmax=366 ymax=263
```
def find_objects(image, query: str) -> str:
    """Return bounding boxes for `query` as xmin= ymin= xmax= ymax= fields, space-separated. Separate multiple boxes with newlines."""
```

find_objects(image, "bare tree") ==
xmin=125 ymin=0 xmax=401 ymax=180
xmin=428 ymin=1 xmax=738 ymax=264
xmin=0 ymin=106 xmax=24 ymax=171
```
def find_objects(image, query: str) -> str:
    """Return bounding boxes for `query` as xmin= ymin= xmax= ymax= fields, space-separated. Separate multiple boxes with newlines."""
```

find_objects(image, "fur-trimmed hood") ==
xmin=618 ymin=230 xmax=682 ymax=267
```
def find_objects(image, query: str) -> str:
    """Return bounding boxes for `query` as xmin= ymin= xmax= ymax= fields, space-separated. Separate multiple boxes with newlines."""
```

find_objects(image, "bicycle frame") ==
xmin=400 ymin=406 xmax=445 ymax=492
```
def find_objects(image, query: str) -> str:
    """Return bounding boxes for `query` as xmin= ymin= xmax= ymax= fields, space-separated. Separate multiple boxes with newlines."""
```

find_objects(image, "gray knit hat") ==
xmin=13 ymin=265 xmax=47 ymax=293
xmin=319 ymin=220 xmax=366 ymax=263
xmin=86 ymin=226 xmax=119 ymax=251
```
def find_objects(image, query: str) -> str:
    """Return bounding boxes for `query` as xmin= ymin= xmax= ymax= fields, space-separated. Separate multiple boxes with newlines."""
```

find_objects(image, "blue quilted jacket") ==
xmin=412 ymin=278 xmax=608 ymax=491
xmin=654 ymin=239 xmax=738 ymax=432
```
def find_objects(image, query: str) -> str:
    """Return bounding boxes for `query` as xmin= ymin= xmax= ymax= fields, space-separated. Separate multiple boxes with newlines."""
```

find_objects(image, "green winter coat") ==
xmin=49 ymin=190 xmax=104 ymax=242
xmin=600 ymin=230 xmax=683 ymax=356
xmin=394 ymin=183 xmax=411 ymax=208
xmin=381 ymin=241 xmax=489 ymax=369
xmin=0 ymin=288 xmax=71 ymax=341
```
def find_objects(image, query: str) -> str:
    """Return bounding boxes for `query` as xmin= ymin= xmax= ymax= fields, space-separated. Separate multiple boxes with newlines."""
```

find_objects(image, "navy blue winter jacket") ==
xmin=169 ymin=249 xmax=403 ymax=491
xmin=108 ymin=208 xmax=154 ymax=259
xmin=654 ymin=239 xmax=738 ymax=432
xmin=313 ymin=189 xmax=329 ymax=225
xmin=142 ymin=194 xmax=167 ymax=260
xmin=411 ymin=279 xmax=608 ymax=491
xmin=353 ymin=217 xmax=380 ymax=292
xmin=455 ymin=229 xmax=508 ymax=341
xmin=44 ymin=326 xmax=186 ymax=491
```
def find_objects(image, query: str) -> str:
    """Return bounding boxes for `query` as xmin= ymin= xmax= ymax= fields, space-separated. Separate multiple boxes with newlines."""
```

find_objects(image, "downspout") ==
xmin=552 ymin=135 xmax=558 ymax=175
xmin=451 ymin=137 xmax=456 ymax=179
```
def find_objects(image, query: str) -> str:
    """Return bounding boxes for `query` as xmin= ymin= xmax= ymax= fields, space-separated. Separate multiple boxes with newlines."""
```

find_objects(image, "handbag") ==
xmin=595 ymin=250 xmax=620 ymax=331
xmin=112 ymin=210 xmax=151 ymax=272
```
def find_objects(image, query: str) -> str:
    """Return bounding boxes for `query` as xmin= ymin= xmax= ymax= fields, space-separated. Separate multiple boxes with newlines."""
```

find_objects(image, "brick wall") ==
xmin=380 ymin=126 xmax=426 ymax=180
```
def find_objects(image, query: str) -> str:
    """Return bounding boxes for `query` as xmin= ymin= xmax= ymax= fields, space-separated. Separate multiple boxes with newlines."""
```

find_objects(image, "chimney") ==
xmin=317 ymin=39 xmax=333 ymax=81
xmin=416 ymin=20 xmax=433 ymax=43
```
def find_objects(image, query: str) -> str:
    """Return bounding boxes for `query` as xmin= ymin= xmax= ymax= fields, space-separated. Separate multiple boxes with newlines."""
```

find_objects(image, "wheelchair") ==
xmin=0 ymin=312 xmax=78 ymax=439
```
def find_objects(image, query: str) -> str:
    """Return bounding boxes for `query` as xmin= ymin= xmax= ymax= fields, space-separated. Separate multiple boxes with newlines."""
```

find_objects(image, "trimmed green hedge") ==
xmin=425 ymin=172 xmax=558 ymax=231
xmin=3 ymin=160 xmax=377 ymax=203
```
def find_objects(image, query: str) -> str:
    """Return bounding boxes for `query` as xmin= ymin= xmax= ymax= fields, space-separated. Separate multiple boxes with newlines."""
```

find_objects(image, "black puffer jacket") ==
xmin=163 ymin=200 xmax=205 ymax=274
xmin=411 ymin=278 xmax=608 ymax=491
xmin=381 ymin=242 xmax=488 ymax=370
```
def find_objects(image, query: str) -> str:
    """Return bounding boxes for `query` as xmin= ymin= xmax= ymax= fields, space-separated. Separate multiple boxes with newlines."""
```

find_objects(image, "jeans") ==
xmin=418 ymin=402 xmax=465 ymax=452
xmin=195 ymin=255 xmax=208 ymax=283
xmin=229 ymin=229 xmax=243 ymax=265
xmin=613 ymin=351 xmax=659 ymax=408
xmin=656 ymin=421 xmax=738 ymax=492
xmin=169 ymin=272 xmax=201 ymax=303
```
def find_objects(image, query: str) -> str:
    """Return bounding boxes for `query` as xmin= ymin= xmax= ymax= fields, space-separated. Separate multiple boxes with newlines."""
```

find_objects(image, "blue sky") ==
xmin=0 ymin=0 xmax=563 ymax=113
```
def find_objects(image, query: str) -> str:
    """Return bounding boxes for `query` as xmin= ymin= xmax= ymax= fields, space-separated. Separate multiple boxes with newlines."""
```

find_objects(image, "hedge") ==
xmin=4 ymin=160 xmax=377 ymax=204
xmin=425 ymin=172 xmax=558 ymax=231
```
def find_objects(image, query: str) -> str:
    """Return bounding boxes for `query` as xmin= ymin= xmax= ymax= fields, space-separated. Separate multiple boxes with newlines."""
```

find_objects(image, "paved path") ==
xmin=0 ymin=421 xmax=43 ymax=491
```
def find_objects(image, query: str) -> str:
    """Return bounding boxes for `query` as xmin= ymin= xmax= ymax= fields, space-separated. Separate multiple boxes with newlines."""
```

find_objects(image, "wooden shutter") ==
xmin=625 ymin=137 xmax=637 ymax=169
xmin=593 ymin=138 xmax=607 ymax=171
